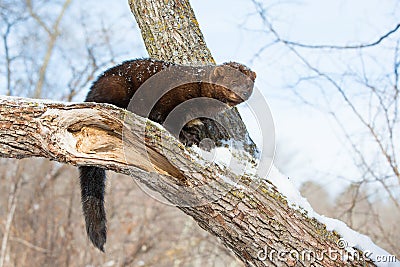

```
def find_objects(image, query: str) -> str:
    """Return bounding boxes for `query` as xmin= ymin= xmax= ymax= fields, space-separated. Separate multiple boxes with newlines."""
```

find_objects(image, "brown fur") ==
xmin=86 ymin=59 xmax=255 ymax=124
xmin=80 ymin=58 xmax=256 ymax=251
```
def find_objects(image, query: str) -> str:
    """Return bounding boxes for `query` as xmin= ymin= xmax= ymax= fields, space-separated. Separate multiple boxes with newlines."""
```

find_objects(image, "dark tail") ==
xmin=79 ymin=166 xmax=107 ymax=252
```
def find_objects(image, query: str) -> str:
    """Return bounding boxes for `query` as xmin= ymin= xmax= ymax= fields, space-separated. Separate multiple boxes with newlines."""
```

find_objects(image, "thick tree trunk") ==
xmin=129 ymin=0 xmax=214 ymax=65
xmin=0 ymin=96 xmax=377 ymax=266
xmin=129 ymin=0 xmax=258 ymax=158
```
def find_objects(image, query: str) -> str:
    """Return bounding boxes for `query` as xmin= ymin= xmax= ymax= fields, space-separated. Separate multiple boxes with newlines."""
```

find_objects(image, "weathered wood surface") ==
xmin=0 ymin=96 xmax=375 ymax=266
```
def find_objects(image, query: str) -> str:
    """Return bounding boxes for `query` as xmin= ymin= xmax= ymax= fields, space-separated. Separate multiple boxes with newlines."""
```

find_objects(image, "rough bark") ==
xmin=129 ymin=0 xmax=214 ymax=65
xmin=0 ymin=96 xmax=376 ymax=266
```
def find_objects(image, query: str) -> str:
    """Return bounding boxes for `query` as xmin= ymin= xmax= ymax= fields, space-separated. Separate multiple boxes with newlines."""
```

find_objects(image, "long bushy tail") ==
xmin=79 ymin=166 xmax=107 ymax=252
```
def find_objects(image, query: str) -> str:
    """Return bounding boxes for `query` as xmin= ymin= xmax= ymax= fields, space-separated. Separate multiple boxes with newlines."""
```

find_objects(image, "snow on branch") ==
xmin=0 ymin=96 xmax=396 ymax=266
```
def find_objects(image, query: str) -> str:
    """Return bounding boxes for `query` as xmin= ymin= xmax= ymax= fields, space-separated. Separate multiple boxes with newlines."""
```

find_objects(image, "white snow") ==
xmin=188 ymin=144 xmax=398 ymax=266
xmin=266 ymin=166 xmax=399 ymax=267
xmin=188 ymin=142 xmax=259 ymax=190
xmin=189 ymin=143 xmax=258 ymax=176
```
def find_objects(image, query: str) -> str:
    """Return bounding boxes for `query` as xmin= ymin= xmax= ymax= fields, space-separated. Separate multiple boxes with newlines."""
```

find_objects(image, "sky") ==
xmin=189 ymin=0 xmax=399 ymax=195
xmin=2 ymin=0 xmax=398 ymax=198
xmin=67 ymin=0 xmax=399 ymax=197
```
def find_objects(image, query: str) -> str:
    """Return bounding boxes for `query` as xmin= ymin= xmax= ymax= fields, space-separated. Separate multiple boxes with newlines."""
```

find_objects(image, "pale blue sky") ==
xmin=190 ymin=0 xmax=399 ymax=195
xmin=3 ymin=0 xmax=398 ymax=197
xmin=71 ymin=0 xmax=398 ymax=196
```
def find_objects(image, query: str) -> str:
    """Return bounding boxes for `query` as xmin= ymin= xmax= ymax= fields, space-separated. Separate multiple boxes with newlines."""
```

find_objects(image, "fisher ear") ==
xmin=210 ymin=66 xmax=225 ymax=82
xmin=249 ymin=70 xmax=256 ymax=81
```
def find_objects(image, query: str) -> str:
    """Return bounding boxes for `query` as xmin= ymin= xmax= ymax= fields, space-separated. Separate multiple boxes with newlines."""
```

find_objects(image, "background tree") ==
xmin=249 ymin=0 xmax=400 ymax=257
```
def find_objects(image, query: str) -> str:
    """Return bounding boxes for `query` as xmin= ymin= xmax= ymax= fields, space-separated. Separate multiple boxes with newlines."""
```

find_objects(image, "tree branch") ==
xmin=251 ymin=0 xmax=400 ymax=50
xmin=0 ymin=96 xmax=385 ymax=266
xmin=280 ymin=23 xmax=400 ymax=50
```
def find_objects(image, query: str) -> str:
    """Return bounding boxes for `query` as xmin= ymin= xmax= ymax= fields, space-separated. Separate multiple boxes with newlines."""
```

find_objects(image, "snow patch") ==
xmin=267 ymin=165 xmax=399 ymax=267
xmin=188 ymin=142 xmax=258 ymax=176
xmin=185 ymin=138 xmax=397 ymax=266
xmin=188 ymin=141 xmax=259 ymax=190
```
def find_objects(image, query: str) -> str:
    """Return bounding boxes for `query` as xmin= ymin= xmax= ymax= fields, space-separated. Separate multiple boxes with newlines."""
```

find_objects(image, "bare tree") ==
xmin=26 ymin=0 xmax=73 ymax=98
xmin=0 ymin=163 xmax=23 ymax=267
xmin=249 ymin=0 xmax=400 ymax=257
